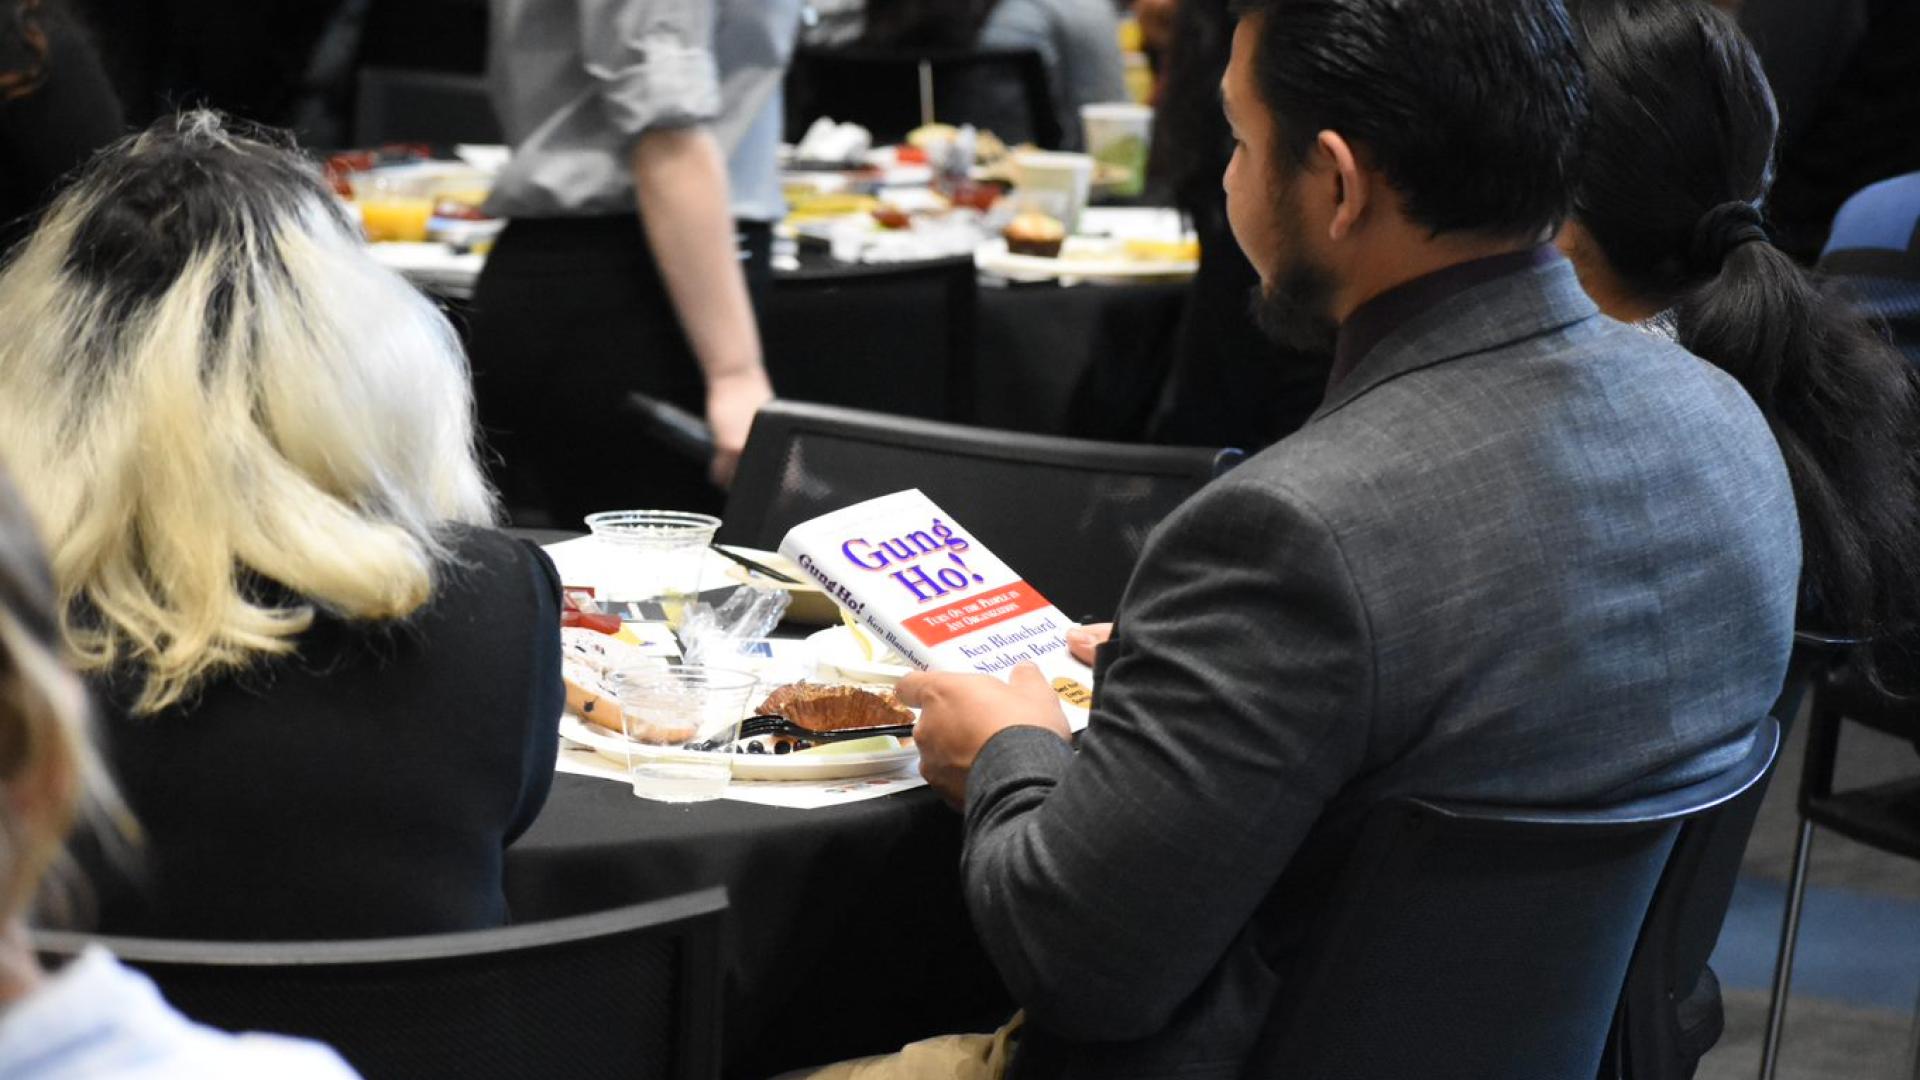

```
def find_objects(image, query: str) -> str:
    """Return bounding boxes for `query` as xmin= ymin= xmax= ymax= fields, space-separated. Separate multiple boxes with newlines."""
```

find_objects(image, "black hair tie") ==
xmin=1689 ymin=200 xmax=1770 ymax=273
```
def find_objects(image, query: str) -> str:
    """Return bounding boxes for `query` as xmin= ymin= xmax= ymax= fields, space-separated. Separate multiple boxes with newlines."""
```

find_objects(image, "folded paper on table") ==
xmin=777 ymin=489 xmax=1094 ymax=730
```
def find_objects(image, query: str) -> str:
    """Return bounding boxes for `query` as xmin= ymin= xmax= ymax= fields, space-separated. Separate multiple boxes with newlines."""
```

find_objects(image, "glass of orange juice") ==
xmin=348 ymin=170 xmax=437 ymax=243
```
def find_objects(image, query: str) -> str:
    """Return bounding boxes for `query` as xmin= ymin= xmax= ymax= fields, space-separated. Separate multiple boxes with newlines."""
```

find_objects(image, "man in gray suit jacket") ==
xmin=878 ymin=1 xmax=1803 ymax=1077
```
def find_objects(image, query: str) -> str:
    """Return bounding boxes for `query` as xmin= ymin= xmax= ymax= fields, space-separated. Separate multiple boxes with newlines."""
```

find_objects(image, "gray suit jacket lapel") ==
xmin=1310 ymin=258 xmax=1602 ymax=424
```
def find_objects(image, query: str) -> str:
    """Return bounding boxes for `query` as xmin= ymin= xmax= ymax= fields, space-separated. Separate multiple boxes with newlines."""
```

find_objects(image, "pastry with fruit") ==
xmin=1003 ymin=211 xmax=1067 ymax=258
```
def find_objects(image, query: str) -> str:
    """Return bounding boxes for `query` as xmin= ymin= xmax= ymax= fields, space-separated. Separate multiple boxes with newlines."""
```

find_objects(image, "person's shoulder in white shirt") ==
xmin=0 ymin=946 xmax=359 ymax=1079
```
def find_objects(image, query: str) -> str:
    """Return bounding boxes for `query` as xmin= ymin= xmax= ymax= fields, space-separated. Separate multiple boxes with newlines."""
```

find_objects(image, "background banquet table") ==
xmin=429 ymin=268 xmax=1188 ymax=441
xmin=760 ymin=252 xmax=1186 ymax=436
xmin=395 ymin=203 xmax=1194 ymax=440
xmin=973 ymin=277 xmax=1186 ymax=436
xmin=505 ymin=772 xmax=1013 ymax=1078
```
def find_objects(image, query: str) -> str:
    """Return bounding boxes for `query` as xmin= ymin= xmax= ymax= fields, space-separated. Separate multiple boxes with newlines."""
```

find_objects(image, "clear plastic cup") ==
xmin=1012 ymin=151 xmax=1096 ymax=234
xmin=348 ymin=170 xmax=438 ymax=243
xmin=583 ymin=510 xmax=722 ymax=613
xmin=1081 ymin=103 xmax=1153 ymax=198
xmin=610 ymin=665 xmax=759 ymax=802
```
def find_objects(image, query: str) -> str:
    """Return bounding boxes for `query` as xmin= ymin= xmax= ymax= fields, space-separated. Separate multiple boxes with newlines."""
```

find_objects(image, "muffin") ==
xmin=1004 ymin=212 xmax=1067 ymax=258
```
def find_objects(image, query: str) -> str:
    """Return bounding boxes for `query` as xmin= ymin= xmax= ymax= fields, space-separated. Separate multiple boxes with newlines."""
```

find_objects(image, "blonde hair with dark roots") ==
xmin=0 ymin=111 xmax=497 ymax=715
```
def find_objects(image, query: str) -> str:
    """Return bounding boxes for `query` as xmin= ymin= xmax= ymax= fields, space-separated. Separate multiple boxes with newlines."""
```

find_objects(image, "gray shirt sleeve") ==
xmin=577 ymin=0 xmax=723 ymax=137
xmin=1047 ymin=0 xmax=1130 ymax=111
xmin=979 ymin=0 xmax=1129 ymax=147
xmin=961 ymin=476 xmax=1375 ymax=1042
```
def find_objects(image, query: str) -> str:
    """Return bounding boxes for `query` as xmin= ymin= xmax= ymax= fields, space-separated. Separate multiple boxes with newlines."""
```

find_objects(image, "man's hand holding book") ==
xmin=898 ymin=663 xmax=1071 ymax=809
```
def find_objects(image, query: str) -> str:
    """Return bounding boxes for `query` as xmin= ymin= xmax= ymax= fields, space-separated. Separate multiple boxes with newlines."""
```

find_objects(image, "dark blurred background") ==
xmin=67 ymin=0 xmax=486 ymax=147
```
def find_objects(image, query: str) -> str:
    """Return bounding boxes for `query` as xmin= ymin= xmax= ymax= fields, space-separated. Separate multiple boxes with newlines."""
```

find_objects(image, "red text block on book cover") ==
xmin=904 ymin=581 xmax=1054 ymax=646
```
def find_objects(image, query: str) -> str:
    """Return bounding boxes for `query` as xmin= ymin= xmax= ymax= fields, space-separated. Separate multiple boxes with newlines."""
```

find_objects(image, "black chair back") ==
xmin=353 ymin=66 xmax=501 ymax=146
xmin=1252 ymin=719 xmax=1781 ymax=1080
xmin=720 ymin=400 xmax=1242 ymax=621
xmin=34 ymin=889 xmax=727 ymax=1080
xmin=357 ymin=0 xmax=488 ymax=75
xmin=785 ymin=46 xmax=1061 ymax=149
xmin=762 ymin=256 xmax=977 ymax=423
xmin=1602 ymin=633 xmax=1850 ymax=1078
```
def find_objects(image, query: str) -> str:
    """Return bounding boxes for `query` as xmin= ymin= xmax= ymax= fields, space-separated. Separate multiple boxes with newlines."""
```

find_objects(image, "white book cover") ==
xmin=779 ymin=489 xmax=1095 ymax=728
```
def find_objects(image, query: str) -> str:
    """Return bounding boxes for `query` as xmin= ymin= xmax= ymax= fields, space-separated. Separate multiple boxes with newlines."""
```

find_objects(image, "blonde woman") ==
xmin=0 ymin=467 xmax=358 ymax=1077
xmin=0 ymin=112 xmax=563 ymax=940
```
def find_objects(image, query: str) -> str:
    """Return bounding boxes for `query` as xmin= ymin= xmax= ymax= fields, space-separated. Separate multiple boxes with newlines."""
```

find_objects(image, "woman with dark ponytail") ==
xmin=1560 ymin=0 xmax=1920 ymax=689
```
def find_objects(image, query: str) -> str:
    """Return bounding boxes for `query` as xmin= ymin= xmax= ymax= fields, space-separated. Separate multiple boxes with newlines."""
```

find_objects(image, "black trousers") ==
xmin=467 ymin=214 xmax=771 ymax=527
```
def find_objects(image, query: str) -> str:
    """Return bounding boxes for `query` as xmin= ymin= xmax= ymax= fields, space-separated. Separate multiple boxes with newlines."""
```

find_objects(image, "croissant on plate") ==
xmin=756 ymin=682 xmax=914 ymax=731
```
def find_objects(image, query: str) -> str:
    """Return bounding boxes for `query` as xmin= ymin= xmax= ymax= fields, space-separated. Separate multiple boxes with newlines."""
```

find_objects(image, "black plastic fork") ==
xmin=692 ymin=714 xmax=916 ymax=751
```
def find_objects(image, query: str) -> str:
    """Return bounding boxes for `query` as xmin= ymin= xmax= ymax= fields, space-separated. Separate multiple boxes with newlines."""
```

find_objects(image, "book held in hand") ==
xmin=779 ymin=489 xmax=1094 ymax=728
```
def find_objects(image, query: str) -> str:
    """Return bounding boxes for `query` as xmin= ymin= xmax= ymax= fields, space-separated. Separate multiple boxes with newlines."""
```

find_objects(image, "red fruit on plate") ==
xmin=560 ymin=588 xmax=623 ymax=634
xmin=561 ymin=608 xmax=623 ymax=634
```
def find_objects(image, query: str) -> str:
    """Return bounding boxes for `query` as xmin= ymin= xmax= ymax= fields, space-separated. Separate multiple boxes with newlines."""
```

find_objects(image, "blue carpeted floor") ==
xmin=1693 ymin=715 xmax=1920 ymax=1079
xmin=1712 ymin=875 xmax=1920 ymax=1011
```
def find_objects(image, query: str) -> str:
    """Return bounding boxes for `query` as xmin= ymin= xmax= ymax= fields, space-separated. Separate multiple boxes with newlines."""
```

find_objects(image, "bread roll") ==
xmin=562 ymin=658 xmax=624 ymax=735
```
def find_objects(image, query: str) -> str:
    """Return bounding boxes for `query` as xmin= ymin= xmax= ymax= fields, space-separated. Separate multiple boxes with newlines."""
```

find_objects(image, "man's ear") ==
xmin=1315 ymin=131 xmax=1368 ymax=242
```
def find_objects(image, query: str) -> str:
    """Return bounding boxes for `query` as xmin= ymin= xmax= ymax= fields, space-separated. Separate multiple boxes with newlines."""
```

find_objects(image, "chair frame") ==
xmin=719 ymin=399 xmax=1244 ymax=550
xmin=1262 ymin=719 xmax=1780 ymax=1080
xmin=1759 ymin=641 xmax=1920 ymax=1080
xmin=1603 ymin=631 xmax=1851 ymax=1080
xmin=351 ymin=65 xmax=501 ymax=147
xmin=35 ymin=888 xmax=728 ymax=1080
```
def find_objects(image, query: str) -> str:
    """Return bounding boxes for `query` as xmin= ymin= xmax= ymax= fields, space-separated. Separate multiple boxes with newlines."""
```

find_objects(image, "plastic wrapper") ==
xmin=679 ymin=584 xmax=791 ymax=666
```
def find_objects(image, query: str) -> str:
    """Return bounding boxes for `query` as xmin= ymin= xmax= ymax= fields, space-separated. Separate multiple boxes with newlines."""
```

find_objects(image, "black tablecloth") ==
xmin=973 ymin=279 xmax=1188 ymax=437
xmin=763 ymin=251 xmax=1189 ymax=437
xmin=505 ymin=773 xmax=1012 ymax=1077
xmin=456 ymin=266 xmax=1185 ymax=462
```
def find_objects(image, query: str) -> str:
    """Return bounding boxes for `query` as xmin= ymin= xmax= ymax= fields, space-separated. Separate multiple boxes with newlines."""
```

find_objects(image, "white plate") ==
xmin=974 ymin=237 xmax=1197 ymax=284
xmin=1076 ymin=207 xmax=1190 ymax=242
xmin=806 ymin=625 xmax=916 ymax=686
xmin=559 ymin=714 xmax=918 ymax=782
xmin=368 ymin=242 xmax=484 ymax=297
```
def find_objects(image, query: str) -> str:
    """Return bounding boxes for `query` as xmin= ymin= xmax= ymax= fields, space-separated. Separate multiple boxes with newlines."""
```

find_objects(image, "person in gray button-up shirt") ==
xmin=471 ymin=0 xmax=798 ymax=522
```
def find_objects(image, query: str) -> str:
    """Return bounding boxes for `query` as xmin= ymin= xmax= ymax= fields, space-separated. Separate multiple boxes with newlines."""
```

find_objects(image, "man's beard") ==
xmin=1249 ymin=251 xmax=1338 ymax=354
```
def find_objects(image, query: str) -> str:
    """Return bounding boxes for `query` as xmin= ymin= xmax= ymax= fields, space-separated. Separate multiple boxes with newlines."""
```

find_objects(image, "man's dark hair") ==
xmin=1228 ymin=0 xmax=1589 ymax=240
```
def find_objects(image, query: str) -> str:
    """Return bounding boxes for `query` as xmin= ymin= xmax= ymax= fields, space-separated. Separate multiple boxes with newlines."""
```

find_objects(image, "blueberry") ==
xmin=773 ymin=742 xmax=791 ymax=755
xmin=746 ymin=742 xmax=766 ymax=754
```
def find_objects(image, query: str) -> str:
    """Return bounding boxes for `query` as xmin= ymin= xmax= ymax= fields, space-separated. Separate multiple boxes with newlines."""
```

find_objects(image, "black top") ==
xmin=72 ymin=526 xmax=563 ymax=941
xmin=1330 ymin=245 xmax=1561 ymax=390
xmin=0 ymin=0 xmax=123 ymax=256
xmin=1739 ymin=0 xmax=1920 ymax=261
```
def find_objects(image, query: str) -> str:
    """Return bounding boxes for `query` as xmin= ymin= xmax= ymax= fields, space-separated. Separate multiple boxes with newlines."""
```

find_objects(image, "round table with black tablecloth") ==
xmin=759 ymin=249 xmax=1190 ymax=437
xmin=505 ymin=773 xmax=1013 ymax=1078
xmin=973 ymin=278 xmax=1190 ymax=439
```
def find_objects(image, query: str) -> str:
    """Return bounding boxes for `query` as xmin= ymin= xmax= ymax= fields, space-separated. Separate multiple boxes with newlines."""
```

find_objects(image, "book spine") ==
xmin=853 ymin=605 xmax=938 ymax=672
